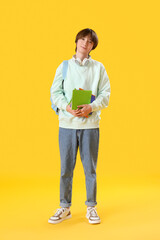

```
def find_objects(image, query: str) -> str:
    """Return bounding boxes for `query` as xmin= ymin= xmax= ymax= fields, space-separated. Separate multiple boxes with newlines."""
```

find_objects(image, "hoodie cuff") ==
xmin=89 ymin=103 xmax=94 ymax=112
xmin=63 ymin=102 xmax=68 ymax=111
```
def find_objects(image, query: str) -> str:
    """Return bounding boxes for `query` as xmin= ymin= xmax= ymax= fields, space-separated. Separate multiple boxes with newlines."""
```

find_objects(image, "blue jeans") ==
xmin=59 ymin=127 xmax=99 ymax=207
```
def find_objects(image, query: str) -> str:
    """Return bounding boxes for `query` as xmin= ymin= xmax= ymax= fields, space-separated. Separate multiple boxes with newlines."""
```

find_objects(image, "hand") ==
xmin=76 ymin=104 xmax=92 ymax=117
xmin=66 ymin=104 xmax=82 ymax=117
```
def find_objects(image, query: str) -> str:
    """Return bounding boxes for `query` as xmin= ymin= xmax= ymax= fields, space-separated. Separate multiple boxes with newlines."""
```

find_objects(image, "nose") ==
xmin=84 ymin=40 xmax=88 ymax=46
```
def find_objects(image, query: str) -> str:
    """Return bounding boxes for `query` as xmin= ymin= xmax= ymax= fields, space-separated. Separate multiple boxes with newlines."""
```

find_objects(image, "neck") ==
xmin=75 ymin=51 xmax=89 ymax=61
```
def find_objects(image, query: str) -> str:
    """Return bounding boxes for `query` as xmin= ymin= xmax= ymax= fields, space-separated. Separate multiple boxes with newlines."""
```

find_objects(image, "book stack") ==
xmin=69 ymin=88 xmax=95 ymax=117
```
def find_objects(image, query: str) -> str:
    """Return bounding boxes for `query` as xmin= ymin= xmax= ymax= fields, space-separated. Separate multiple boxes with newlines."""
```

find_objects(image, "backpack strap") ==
xmin=62 ymin=60 xmax=68 ymax=80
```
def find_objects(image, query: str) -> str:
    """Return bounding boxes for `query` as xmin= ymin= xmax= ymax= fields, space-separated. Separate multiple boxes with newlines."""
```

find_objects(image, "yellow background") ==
xmin=0 ymin=0 xmax=160 ymax=239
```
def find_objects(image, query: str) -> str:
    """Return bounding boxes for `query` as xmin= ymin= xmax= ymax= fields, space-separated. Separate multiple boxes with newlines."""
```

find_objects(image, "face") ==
xmin=76 ymin=34 xmax=94 ymax=56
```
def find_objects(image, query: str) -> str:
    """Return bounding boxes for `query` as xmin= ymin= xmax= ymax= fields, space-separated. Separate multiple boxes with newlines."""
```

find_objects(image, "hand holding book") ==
xmin=66 ymin=104 xmax=82 ymax=117
xmin=76 ymin=104 xmax=92 ymax=118
xmin=67 ymin=88 xmax=95 ymax=118
xmin=66 ymin=103 xmax=92 ymax=118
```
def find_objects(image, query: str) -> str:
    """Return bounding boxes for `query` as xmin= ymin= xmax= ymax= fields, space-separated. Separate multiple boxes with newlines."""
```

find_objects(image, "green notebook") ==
xmin=71 ymin=88 xmax=92 ymax=110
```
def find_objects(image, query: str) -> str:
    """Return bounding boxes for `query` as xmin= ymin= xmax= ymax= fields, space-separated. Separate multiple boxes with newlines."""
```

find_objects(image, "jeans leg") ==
xmin=78 ymin=128 xmax=99 ymax=207
xmin=59 ymin=127 xmax=78 ymax=207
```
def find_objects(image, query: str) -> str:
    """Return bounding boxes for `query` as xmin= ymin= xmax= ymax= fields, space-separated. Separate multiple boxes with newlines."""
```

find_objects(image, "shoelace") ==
xmin=54 ymin=208 xmax=68 ymax=216
xmin=87 ymin=207 xmax=98 ymax=217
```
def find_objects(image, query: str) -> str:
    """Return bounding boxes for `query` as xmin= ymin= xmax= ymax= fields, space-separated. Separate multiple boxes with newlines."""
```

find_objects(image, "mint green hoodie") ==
xmin=50 ymin=55 xmax=111 ymax=129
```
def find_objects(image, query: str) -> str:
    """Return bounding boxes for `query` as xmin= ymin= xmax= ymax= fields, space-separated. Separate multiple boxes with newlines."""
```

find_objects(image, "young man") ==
xmin=49 ymin=28 xmax=111 ymax=224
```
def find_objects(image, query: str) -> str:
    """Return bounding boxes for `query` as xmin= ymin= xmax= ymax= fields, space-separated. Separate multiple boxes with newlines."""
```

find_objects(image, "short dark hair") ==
xmin=75 ymin=28 xmax=98 ymax=53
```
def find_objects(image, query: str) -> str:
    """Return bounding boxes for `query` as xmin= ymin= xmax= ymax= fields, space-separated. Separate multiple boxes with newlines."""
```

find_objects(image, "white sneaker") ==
xmin=86 ymin=207 xmax=101 ymax=224
xmin=48 ymin=207 xmax=71 ymax=224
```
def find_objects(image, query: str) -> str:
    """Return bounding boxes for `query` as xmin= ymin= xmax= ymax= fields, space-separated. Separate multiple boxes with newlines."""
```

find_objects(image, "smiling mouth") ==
xmin=81 ymin=46 xmax=87 ymax=49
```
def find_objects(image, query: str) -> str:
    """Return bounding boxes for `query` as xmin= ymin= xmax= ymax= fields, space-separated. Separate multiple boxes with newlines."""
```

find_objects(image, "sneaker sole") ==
xmin=48 ymin=214 xmax=72 ymax=224
xmin=86 ymin=215 xmax=101 ymax=224
xmin=88 ymin=219 xmax=101 ymax=224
